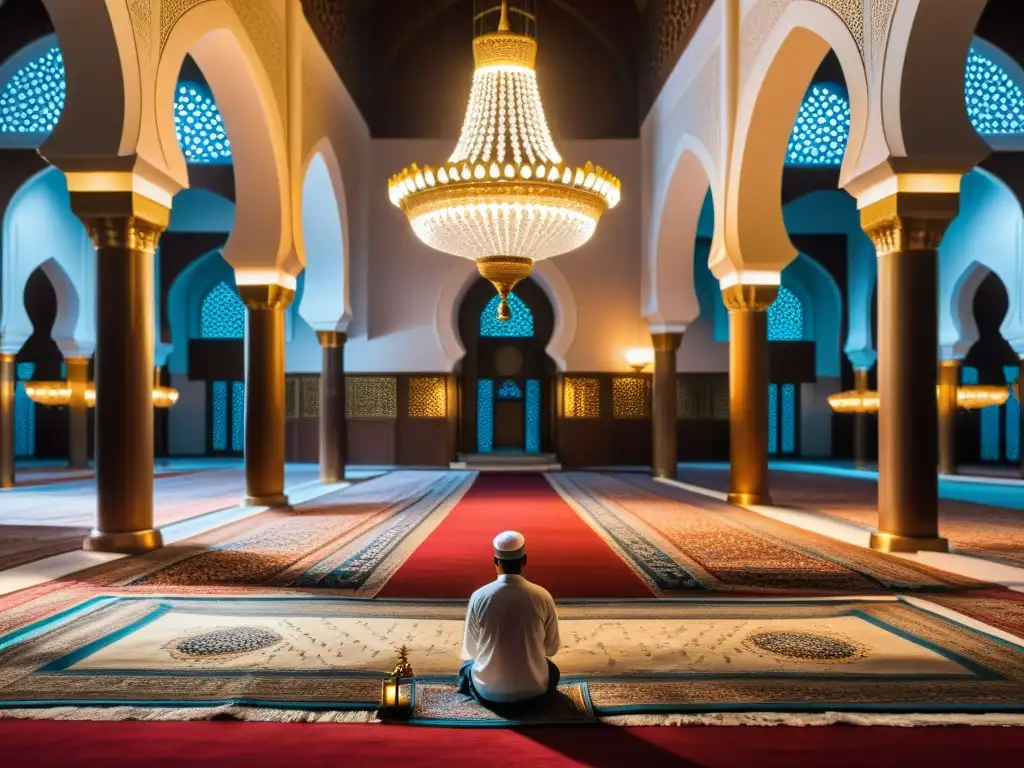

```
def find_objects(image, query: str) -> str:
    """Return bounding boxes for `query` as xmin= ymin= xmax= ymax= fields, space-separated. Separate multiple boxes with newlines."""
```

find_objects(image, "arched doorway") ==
xmin=458 ymin=278 xmax=556 ymax=456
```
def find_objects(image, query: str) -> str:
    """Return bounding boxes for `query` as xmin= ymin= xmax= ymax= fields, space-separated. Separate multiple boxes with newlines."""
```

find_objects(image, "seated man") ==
xmin=458 ymin=531 xmax=561 ymax=706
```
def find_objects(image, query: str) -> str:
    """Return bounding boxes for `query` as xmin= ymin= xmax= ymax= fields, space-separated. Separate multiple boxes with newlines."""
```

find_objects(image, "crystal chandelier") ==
xmin=388 ymin=0 xmax=621 ymax=321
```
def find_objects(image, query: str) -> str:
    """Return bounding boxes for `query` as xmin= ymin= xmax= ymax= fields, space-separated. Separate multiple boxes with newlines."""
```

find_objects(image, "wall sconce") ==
xmin=624 ymin=348 xmax=654 ymax=372
xmin=378 ymin=645 xmax=414 ymax=719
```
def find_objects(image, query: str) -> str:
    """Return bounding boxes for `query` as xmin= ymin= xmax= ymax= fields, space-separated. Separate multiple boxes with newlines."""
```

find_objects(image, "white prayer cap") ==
xmin=493 ymin=530 xmax=526 ymax=560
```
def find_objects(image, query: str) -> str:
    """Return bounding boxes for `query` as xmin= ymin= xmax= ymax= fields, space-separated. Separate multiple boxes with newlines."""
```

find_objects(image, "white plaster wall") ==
xmin=939 ymin=169 xmax=1024 ymax=355
xmin=336 ymin=138 xmax=647 ymax=373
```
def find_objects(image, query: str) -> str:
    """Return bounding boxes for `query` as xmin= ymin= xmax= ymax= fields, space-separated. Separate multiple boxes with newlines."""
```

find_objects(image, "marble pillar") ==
xmin=66 ymin=356 xmax=90 ymax=470
xmin=317 ymin=331 xmax=347 ymax=483
xmin=937 ymin=360 xmax=960 ymax=476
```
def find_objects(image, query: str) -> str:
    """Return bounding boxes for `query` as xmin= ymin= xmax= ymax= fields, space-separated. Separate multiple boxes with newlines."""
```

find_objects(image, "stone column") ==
xmin=650 ymin=332 xmax=683 ymax=479
xmin=937 ymin=359 xmax=960 ymax=476
xmin=66 ymin=356 xmax=91 ymax=470
xmin=861 ymin=191 xmax=958 ymax=553
xmin=852 ymin=367 xmax=871 ymax=470
xmin=722 ymin=284 xmax=778 ymax=505
xmin=0 ymin=353 xmax=14 ymax=488
xmin=317 ymin=331 xmax=347 ymax=483
xmin=74 ymin=199 xmax=169 ymax=554
xmin=239 ymin=285 xmax=294 ymax=507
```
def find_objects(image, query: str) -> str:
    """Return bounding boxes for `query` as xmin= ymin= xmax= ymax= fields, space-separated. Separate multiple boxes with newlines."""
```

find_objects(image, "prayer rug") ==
xmin=406 ymin=683 xmax=596 ymax=726
xmin=378 ymin=473 xmax=653 ymax=599
xmin=1 ymin=597 xmax=1023 ymax=719
xmin=551 ymin=473 xmax=981 ymax=594
xmin=675 ymin=466 xmax=1024 ymax=569
xmin=921 ymin=590 xmax=1024 ymax=639
xmin=0 ymin=471 xmax=471 ymax=636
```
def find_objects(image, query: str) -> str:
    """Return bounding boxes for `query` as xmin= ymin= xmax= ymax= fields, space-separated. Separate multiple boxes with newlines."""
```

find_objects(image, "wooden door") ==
xmin=494 ymin=400 xmax=525 ymax=450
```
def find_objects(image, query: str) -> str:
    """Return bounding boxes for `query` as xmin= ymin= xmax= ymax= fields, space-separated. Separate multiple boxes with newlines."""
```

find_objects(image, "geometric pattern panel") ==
xmin=0 ymin=48 xmax=64 ymax=134
xmin=677 ymin=375 xmax=728 ymax=420
xmin=477 ymin=378 xmax=495 ymax=453
xmin=525 ymin=379 xmax=542 ymax=453
xmin=786 ymin=83 xmax=851 ymax=166
xmin=768 ymin=286 xmax=804 ymax=342
xmin=612 ymin=377 xmax=650 ymax=419
xmin=285 ymin=377 xmax=299 ymax=419
xmin=497 ymin=379 xmax=523 ymax=400
xmin=480 ymin=292 xmax=534 ymax=338
xmin=768 ymin=383 xmax=779 ymax=455
xmin=563 ymin=377 xmax=600 ymax=419
xmin=14 ymin=362 xmax=36 ymax=458
xmin=211 ymin=381 xmax=228 ymax=453
xmin=408 ymin=376 xmax=447 ymax=418
xmin=966 ymin=48 xmax=1024 ymax=136
xmin=301 ymin=377 xmax=321 ymax=419
xmin=200 ymin=281 xmax=245 ymax=339
xmin=175 ymin=83 xmax=232 ymax=163
xmin=0 ymin=45 xmax=233 ymax=164
xmin=231 ymin=381 xmax=245 ymax=453
xmin=346 ymin=377 xmax=397 ymax=419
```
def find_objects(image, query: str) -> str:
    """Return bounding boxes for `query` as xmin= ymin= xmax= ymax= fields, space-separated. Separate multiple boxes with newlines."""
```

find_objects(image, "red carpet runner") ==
xmin=378 ymin=473 xmax=652 ymax=599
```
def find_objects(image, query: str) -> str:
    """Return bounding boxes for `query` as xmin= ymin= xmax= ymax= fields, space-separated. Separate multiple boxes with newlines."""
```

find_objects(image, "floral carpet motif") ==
xmin=1 ymin=597 xmax=1022 ymax=719
xmin=553 ymin=473 xmax=978 ymax=594
xmin=674 ymin=467 xmax=1024 ymax=569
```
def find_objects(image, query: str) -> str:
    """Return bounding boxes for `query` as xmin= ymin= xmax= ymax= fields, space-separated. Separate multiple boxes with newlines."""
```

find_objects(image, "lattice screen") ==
xmin=409 ymin=376 xmax=447 ymax=418
xmin=563 ymin=377 xmax=600 ymax=418
xmin=612 ymin=377 xmax=650 ymax=419
xmin=346 ymin=376 xmax=398 ymax=419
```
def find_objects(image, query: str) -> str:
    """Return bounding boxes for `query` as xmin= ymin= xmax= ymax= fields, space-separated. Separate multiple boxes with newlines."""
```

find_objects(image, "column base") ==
xmin=869 ymin=532 xmax=949 ymax=554
xmin=242 ymin=494 xmax=291 ymax=508
xmin=83 ymin=528 xmax=163 ymax=555
xmin=727 ymin=492 xmax=772 ymax=506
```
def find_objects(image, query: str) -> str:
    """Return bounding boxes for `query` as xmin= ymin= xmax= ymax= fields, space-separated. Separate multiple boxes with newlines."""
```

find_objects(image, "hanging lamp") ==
xmin=388 ymin=0 xmax=620 ymax=321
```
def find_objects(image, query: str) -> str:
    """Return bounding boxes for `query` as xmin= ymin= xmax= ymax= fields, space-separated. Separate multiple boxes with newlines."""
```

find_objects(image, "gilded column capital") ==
xmin=70 ymin=191 xmax=171 ymax=254
xmin=238 ymin=284 xmax=296 ymax=311
xmin=860 ymin=192 xmax=959 ymax=256
xmin=316 ymin=331 xmax=348 ymax=348
xmin=721 ymin=284 xmax=778 ymax=312
xmin=82 ymin=217 xmax=166 ymax=255
xmin=650 ymin=332 xmax=683 ymax=352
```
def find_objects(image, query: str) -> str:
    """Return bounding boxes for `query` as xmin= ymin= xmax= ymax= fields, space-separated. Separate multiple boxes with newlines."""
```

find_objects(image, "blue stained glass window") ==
xmin=962 ymin=367 xmax=979 ymax=386
xmin=211 ymin=380 xmax=228 ymax=452
xmin=786 ymin=83 xmax=851 ymax=166
xmin=1005 ymin=366 xmax=1020 ymax=462
xmin=480 ymin=293 xmax=534 ymax=338
xmin=231 ymin=381 xmax=245 ymax=453
xmin=0 ymin=47 xmax=64 ymax=134
xmin=781 ymin=383 xmax=797 ymax=455
xmin=526 ymin=379 xmax=541 ymax=453
xmin=200 ymin=281 xmax=245 ymax=339
xmin=768 ymin=286 xmax=804 ymax=342
xmin=477 ymin=379 xmax=494 ymax=453
xmin=768 ymin=383 xmax=779 ymax=455
xmin=14 ymin=362 xmax=36 ymax=458
xmin=174 ymin=83 xmax=232 ymax=163
xmin=497 ymin=380 xmax=523 ymax=399
xmin=966 ymin=49 xmax=1024 ymax=136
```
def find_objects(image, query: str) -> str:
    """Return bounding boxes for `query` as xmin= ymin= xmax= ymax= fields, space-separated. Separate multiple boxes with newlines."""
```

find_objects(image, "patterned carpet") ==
xmin=674 ymin=467 xmax=1024 ymax=569
xmin=0 ymin=466 xmax=321 ymax=572
xmin=2 ymin=597 xmax=1022 ymax=721
xmin=552 ymin=473 xmax=980 ymax=594
xmin=0 ymin=471 xmax=473 ymax=637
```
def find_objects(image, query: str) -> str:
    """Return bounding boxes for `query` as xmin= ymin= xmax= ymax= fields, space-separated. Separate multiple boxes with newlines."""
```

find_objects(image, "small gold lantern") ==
xmin=378 ymin=645 xmax=414 ymax=718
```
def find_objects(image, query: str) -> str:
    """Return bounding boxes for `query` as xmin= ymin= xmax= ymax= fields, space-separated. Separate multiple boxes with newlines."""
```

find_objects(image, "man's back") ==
xmin=462 ymin=574 xmax=560 ymax=703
